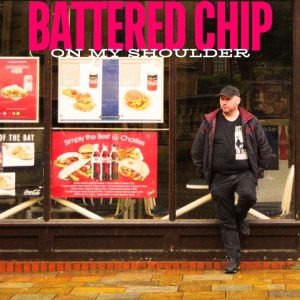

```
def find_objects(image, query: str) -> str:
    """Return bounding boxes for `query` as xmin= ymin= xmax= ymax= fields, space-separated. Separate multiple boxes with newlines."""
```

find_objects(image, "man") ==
xmin=191 ymin=86 xmax=271 ymax=273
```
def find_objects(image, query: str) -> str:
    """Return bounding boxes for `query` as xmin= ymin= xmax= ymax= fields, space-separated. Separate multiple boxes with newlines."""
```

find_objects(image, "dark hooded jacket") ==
xmin=191 ymin=107 xmax=271 ymax=185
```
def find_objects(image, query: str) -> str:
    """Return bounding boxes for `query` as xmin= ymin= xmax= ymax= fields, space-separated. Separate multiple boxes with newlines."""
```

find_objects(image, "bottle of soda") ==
xmin=24 ymin=74 xmax=33 ymax=92
xmin=89 ymin=61 xmax=98 ymax=88
xmin=110 ymin=144 xmax=119 ymax=180
xmin=91 ymin=144 xmax=101 ymax=180
xmin=101 ymin=144 xmax=110 ymax=181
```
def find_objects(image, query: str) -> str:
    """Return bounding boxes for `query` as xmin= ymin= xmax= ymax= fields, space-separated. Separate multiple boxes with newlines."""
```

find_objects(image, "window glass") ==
xmin=176 ymin=1 xmax=294 ymax=220
xmin=50 ymin=1 xmax=170 ymax=220
xmin=0 ymin=1 xmax=44 ymax=219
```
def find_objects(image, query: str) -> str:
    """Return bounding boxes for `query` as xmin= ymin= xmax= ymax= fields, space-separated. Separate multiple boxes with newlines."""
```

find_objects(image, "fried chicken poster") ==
xmin=51 ymin=131 xmax=157 ymax=198
xmin=0 ymin=57 xmax=39 ymax=122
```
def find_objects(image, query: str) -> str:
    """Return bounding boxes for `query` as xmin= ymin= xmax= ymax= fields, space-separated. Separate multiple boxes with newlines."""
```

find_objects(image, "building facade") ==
xmin=0 ymin=0 xmax=299 ymax=261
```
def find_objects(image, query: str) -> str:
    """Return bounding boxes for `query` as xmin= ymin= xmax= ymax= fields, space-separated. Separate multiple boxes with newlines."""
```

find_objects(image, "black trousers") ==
xmin=210 ymin=171 xmax=257 ymax=260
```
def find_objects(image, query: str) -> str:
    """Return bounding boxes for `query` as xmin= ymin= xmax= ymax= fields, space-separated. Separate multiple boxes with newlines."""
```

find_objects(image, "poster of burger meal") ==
xmin=0 ymin=130 xmax=44 ymax=197
xmin=51 ymin=131 xmax=157 ymax=198
xmin=0 ymin=57 xmax=39 ymax=123
xmin=58 ymin=57 xmax=164 ymax=123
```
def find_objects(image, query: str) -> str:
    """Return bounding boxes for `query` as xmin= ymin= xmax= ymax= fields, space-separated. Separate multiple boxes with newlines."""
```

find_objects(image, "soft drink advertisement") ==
xmin=51 ymin=131 xmax=157 ymax=198
xmin=0 ymin=57 xmax=39 ymax=123
xmin=58 ymin=57 xmax=164 ymax=123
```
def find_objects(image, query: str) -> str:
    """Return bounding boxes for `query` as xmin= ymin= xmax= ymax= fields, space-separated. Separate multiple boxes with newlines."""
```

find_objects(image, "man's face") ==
xmin=219 ymin=95 xmax=240 ymax=114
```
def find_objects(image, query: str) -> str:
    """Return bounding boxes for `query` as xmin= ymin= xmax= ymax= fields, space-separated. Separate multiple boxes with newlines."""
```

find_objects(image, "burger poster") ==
xmin=0 ymin=57 xmax=39 ymax=123
xmin=51 ymin=131 xmax=158 ymax=198
xmin=58 ymin=57 xmax=164 ymax=123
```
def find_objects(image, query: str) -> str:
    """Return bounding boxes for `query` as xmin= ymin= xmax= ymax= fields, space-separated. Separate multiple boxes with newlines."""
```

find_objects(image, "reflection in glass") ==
xmin=176 ymin=1 xmax=293 ymax=220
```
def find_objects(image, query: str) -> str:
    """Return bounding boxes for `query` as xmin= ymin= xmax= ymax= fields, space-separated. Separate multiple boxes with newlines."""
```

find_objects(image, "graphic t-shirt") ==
xmin=212 ymin=112 xmax=250 ymax=175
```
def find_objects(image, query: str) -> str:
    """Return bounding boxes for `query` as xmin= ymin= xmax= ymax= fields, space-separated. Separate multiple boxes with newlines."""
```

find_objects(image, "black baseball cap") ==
xmin=218 ymin=86 xmax=240 ymax=97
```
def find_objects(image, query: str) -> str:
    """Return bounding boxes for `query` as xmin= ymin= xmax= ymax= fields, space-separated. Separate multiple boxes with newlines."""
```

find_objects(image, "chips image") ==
xmin=1 ymin=84 xmax=29 ymax=101
xmin=62 ymin=87 xmax=78 ymax=98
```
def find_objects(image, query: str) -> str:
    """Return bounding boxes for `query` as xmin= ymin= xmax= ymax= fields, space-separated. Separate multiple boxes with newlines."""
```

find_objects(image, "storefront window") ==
xmin=176 ymin=1 xmax=294 ymax=220
xmin=0 ymin=0 xmax=295 ymax=223
xmin=0 ymin=2 xmax=45 ymax=219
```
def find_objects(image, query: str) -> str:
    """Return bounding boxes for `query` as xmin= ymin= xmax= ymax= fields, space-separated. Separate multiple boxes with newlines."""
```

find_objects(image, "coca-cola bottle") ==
xmin=110 ymin=144 xmax=119 ymax=180
xmin=91 ymin=144 xmax=101 ymax=180
xmin=279 ymin=125 xmax=288 ymax=160
xmin=101 ymin=144 xmax=110 ymax=181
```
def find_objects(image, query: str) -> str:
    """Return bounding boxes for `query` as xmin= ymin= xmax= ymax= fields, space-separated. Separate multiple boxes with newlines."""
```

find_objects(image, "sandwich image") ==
xmin=124 ymin=90 xmax=150 ymax=110
xmin=58 ymin=158 xmax=91 ymax=181
xmin=118 ymin=158 xmax=150 ymax=181
xmin=74 ymin=92 xmax=95 ymax=112
xmin=78 ymin=144 xmax=94 ymax=159
xmin=11 ymin=145 xmax=33 ymax=160
xmin=1 ymin=84 xmax=29 ymax=101
xmin=54 ymin=152 xmax=80 ymax=168
xmin=118 ymin=147 xmax=144 ymax=161
xmin=62 ymin=87 xmax=78 ymax=98
xmin=0 ymin=175 xmax=14 ymax=190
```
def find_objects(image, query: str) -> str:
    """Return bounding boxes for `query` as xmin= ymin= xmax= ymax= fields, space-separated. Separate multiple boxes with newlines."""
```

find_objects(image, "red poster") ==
xmin=0 ymin=57 xmax=39 ymax=122
xmin=51 ymin=131 xmax=157 ymax=198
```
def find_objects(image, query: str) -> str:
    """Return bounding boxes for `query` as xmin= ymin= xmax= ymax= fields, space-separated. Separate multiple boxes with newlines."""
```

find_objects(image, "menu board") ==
xmin=51 ymin=131 xmax=157 ymax=198
xmin=58 ymin=58 xmax=164 ymax=123
xmin=0 ymin=57 xmax=39 ymax=123
xmin=0 ymin=130 xmax=44 ymax=197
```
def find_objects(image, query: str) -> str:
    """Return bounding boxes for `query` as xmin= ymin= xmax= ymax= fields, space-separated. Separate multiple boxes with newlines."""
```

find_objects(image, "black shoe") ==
xmin=225 ymin=257 xmax=240 ymax=274
xmin=238 ymin=219 xmax=250 ymax=237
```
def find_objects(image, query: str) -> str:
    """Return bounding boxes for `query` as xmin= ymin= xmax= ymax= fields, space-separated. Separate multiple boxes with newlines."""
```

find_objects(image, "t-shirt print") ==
xmin=235 ymin=126 xmax=248 ymax=160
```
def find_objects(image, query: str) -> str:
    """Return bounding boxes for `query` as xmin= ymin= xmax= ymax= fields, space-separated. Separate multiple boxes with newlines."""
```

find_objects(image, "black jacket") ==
xmin=191 ymin=107 xmax=271 ymax=185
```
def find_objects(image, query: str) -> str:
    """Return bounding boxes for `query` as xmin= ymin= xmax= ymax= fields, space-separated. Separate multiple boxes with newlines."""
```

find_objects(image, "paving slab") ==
xmin=96 ymin=293 xmax=140 ymax=299
xmin=10 ymin=295 xmax=55 ymax=300
xmin=54 ymin=295 xmax=98 ymax=300
xmin=2 ymin=267 xmax=300 ymax=299
xmin=126 ymin=285 xmax=178 ymax=293
xmin=0 ymin=283 xmax=33 ymax=288
xmin=184 ymin=273 xmax=233 ymax=281
xmin=140 ymin=292 xmax=183 ymax=300
xmin=212 ymin=284 xmax=252 ymax=292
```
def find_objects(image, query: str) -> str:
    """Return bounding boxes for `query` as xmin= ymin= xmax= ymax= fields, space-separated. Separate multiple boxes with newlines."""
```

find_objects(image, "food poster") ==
xmin=51 ymin=131 xmax=158 ymax=198
xmin=0 ymin=173 xmax=15 ymax=196
xmin=0 ymin=130 xmax=44 ymax=197
xmin=0 ymin=57 xmax=39 ymax=122
xmin=58 ymin=58 xmax=164 ymax=123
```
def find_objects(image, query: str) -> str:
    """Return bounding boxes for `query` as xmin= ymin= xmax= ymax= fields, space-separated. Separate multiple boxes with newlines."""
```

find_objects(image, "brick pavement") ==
xmin=1 ymin=268 xmax=300 ymax=299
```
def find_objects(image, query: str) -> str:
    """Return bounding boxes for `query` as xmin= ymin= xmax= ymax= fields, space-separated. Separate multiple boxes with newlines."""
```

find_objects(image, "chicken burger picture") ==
xmin=78 ymin=144 xmax=94 ymax=159
xmin=124 ymin=90 xmax=150 ymax=110
xmin=118 ymin=158 xmax=150 ymax=181
xmin=74 ymin=92 xmax=95 ymax=112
